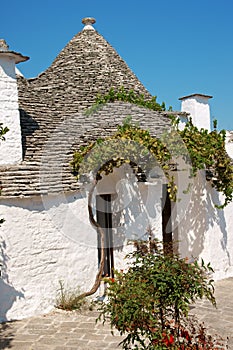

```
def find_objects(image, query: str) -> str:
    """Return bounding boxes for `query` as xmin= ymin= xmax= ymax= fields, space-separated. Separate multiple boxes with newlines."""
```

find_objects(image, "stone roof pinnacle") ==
xmin=82 ymin=17 xmax=96 ymax=31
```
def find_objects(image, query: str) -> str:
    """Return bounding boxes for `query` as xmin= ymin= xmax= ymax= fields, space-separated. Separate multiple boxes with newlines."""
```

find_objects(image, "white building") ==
xmin=0 ymin=18 xmax=232 ymax=322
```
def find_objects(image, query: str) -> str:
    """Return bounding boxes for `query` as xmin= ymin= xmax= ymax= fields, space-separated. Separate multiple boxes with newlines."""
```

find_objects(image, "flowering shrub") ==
xmin=97 ymin=240 xmax=225 ymax=349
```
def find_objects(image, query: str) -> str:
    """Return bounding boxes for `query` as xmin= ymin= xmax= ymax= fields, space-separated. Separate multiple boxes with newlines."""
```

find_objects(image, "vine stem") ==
xmin=76 ymin=182 xmax=105 ymax=300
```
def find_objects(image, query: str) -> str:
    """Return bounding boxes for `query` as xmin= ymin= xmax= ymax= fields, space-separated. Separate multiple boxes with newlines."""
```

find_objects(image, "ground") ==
xmin=0 ymin=278 xmax=232 ymax=349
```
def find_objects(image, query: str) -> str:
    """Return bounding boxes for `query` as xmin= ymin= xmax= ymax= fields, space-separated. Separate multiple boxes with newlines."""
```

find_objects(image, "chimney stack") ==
xmin=179 ymin=94 xmax=212 ymax=132
xmin=0 ymin=39 xmax=29 ymax=165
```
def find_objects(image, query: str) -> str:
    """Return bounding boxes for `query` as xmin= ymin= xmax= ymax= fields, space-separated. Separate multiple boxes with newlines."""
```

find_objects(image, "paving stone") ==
xmin=0 ymin=339 xmax=13 ymax=350
xmin=65 ymin=339 xmax=91 ymax=347
xmin=88 ymin=340 xmax=112 ymax=348
xmin=37 ymin=337 xmax=66 ymax=346
xmin=76 ymin=322 xmax=97 ymax=329
xmin=5 ymin=341 xmax=34 ymax=349
xmin=31 ymin=347 xmax=52 ymax=350
xmin=11 ymin=334 xmax=38 ymax=341
xmin=54 ymin=347 xmax=79 ymax=350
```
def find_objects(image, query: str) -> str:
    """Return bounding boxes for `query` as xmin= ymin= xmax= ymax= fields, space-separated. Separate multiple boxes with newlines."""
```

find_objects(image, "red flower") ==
xmin=181 ymin=329 xmax=191 ymax=342
xmin=169 ymin=335 xmax=174 ymax=344
xmin=162 ymin=334 xmax=174 ymax=346
xmin=162 ymin=337 xmax=169 ymax=346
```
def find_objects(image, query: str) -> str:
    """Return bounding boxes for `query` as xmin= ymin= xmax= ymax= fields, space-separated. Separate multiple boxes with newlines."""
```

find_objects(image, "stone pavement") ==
xmin=0 ymin=278 xmax=232 ymax=350
xmin=190 ymin=277 xmax=233 ymax=349
xmin=0 ymin=308 xmax=123 ymax=350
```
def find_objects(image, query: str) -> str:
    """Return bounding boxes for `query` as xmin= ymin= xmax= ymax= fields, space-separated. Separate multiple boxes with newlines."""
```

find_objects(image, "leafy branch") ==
xmin=177 ymin=118 xmax=233 ymax=207
xmin=84 ymin=86 xmax=166 ymax=116
xmin=72 ymin=116 xmax=176 ymax=198
xmin=0 ymin=123 xmax=9 ymax=141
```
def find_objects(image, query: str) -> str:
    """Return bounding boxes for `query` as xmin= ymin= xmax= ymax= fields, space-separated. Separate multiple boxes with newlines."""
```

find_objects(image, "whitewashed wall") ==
xmin=177 ymin=172 xmax=233 ymax=280
xmin=177 ymin=130 xmax=233 ymax=280
xmin=0 ymin=166 xmax=163 ymax=321
xmin=0 ymin=192 xmax=98 ymax=321
xmin=0 ymin=156 xmax=233 ymax=321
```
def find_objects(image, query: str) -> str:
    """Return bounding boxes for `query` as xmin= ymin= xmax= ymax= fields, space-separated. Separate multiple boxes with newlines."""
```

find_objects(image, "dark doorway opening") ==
xmin=96 ymin=194 xmax=114 ymax=277
xmin=162 ymin=184 xmax=173 ymax=255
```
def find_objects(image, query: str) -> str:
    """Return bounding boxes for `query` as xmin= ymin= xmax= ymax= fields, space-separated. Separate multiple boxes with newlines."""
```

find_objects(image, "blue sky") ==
xmin=1 ymin=0 xmax=233 ymax=130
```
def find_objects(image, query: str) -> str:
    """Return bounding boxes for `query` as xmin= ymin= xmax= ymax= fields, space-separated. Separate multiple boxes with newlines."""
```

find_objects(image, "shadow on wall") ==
xmin=0 ymin=322 xmax=14 ymax=349
xmin=0 ymin=238 xmax=24 ymax=322
xmin=178 ymin=171 xmax=229 ymax=262
xmin=19 ymin=109 xmax=39 ymax=159
xmin=209 ymin=185 xmax=230 ymax=264
xmin=95 ymin=166 xmax=162 ymax=250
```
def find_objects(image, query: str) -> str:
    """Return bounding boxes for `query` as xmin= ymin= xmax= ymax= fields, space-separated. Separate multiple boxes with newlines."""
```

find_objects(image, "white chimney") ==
xmin=0 ymin=39 xmax=29 ymax=165
xmin=179 ymin=94 xmax=212 ymax=132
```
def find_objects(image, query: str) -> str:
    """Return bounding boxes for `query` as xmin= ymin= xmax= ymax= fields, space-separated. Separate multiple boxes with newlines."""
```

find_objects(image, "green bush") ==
xmin=97 ymin=240 xmax=225 ymax=349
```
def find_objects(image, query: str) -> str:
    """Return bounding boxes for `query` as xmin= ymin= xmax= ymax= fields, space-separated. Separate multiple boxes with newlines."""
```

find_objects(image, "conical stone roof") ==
xmin=0 ymin=19 xmax=174 ymax=197
xmin=17 ymin=19 xmax=152 ymax=162
xmin=18 ymin=19 xmax=151 ymax=120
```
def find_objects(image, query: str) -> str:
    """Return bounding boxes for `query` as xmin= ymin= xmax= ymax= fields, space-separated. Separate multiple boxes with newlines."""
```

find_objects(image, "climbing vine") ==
xmin=0 ymin=123 xmax=9 ymax=142
xmin=96 ymin=86 xmax=166 ymax=111
xmin=72 ymin=115 xmax=177 ymax=200
xmin=84 ymin=86 xmax=167 ymax=116
xmin=177 ymin=118 xmax=233 ymax=207
xmin=72 ymin=112 xmax=233 ymax=208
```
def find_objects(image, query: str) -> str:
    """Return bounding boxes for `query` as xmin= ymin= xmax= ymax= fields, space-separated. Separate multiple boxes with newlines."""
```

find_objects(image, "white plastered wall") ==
xmin=0 ymin=56 xmax=22 ymax=164
xmin=0 ymin=165 xmax=164 ymax=321
xmin=0 ymin=192 xmax=98 ymax=321
xmin=177 ymin=170 xmax=233 ymax=280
